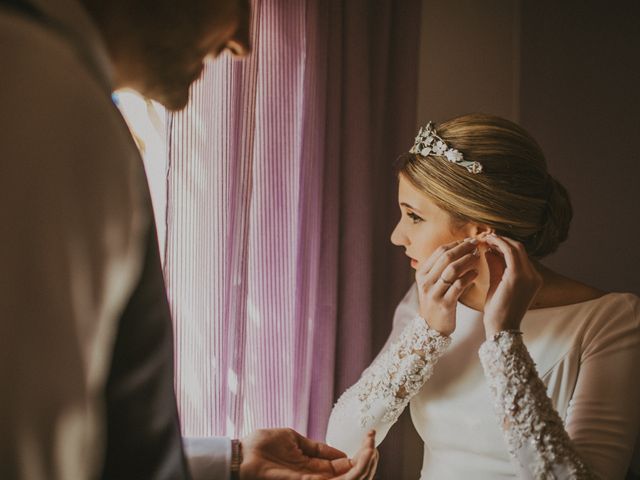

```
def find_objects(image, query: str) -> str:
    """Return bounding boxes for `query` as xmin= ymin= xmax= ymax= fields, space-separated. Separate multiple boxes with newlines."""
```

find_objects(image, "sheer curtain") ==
xmin=164 ymin=1 xmax=335 ymax=439
xmin=144 ymin=2 xmax=421 ymax=466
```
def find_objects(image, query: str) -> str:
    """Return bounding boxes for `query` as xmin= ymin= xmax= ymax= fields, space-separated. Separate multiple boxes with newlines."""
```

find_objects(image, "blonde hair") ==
xmin=397 ymin=113 xmax=572 ymax=258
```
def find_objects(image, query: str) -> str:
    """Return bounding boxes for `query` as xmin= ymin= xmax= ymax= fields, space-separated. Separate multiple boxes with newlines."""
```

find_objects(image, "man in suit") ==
xmin=0 ymin=0 xmax=377 ymax=478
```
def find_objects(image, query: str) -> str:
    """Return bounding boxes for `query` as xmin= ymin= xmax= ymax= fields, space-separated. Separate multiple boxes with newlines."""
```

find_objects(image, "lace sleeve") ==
xmin=326 ymin=316 xmax=450 ymax=455
xmin=478 ymin=331 xmax=594 ymax=479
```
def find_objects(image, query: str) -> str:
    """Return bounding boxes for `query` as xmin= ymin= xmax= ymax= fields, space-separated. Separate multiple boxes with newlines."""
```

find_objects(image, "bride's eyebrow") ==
xmin=400 ymin=202 xmax=424 ymax=214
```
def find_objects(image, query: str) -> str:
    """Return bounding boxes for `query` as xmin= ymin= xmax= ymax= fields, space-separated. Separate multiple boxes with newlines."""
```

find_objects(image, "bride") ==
xmin=326 ymin=114 xmax=640 ymax=479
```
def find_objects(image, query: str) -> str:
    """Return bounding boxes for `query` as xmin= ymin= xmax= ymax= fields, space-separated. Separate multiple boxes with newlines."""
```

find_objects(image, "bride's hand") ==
xmin=482 ymin=234 xmax=542 ymax=339
xmin=416 ymin=238 xmax=480 ymax=336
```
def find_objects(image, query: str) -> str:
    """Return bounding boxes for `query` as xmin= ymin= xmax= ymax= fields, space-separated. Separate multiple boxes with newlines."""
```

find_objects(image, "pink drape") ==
xmin=165 ymin=0 xmax=336 ymax=439
xmin=319 ymin=2 xmax=423 ymax=476
xmin=162 ymin=6 xmax=421 ymax=476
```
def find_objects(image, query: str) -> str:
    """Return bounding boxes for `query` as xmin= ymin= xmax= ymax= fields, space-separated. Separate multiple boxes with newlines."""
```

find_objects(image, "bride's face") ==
xmin=391 ymin=174 xmax=469 ymax=269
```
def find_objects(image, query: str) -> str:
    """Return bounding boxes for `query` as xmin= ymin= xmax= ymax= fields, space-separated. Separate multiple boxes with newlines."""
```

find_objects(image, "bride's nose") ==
xmin=390 ymin=222 xmax=408 ymax=246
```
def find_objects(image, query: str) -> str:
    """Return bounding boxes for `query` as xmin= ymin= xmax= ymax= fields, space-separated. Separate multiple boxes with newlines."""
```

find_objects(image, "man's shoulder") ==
xmin=1 ymin=9 xmax=138 ymax=174
xmin=1 ymin=9 xmax=145 ymax=221
xmin=1 ymin=9 xmax=123 ymax=139
xmin=2 ymin=9 xmax=85 ymax=85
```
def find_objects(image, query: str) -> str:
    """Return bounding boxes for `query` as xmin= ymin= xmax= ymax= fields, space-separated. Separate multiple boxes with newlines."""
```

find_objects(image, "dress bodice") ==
xmin=411 ymin=297 xmax=598 ymax=478
xmin=327 ymin=284 xmax=640 ymax=479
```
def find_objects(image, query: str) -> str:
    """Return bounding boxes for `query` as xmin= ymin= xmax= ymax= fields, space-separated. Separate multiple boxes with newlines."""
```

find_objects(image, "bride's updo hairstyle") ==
xmin=397 ymin=113 xmax=572 ymax=258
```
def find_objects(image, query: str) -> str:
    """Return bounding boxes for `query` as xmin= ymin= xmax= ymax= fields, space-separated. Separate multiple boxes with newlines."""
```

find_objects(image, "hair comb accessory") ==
xmin=410 ymin=121 xmax=483 ymax=174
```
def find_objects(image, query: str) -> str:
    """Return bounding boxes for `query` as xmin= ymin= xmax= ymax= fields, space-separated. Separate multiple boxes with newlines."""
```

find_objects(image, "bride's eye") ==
xmin=407 ymin=211 xmax=424 ymax=224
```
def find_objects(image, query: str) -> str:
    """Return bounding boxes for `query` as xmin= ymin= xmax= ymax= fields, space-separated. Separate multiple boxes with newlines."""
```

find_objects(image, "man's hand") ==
xmin=239 ymin=428 xmax=378 ymax=480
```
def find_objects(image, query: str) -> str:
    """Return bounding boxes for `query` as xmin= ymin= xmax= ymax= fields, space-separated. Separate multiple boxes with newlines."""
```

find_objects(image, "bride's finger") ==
xmin=366 ymin=450 xmax=379 ymax=480
xmin=443 ymin=268 xmax=479 ymax=303
xmin=488 ymin=235 xmax=535 ymax=272
xmin=484 ymin=248 xmax=506 ymax=298
xmin=425 ymin=239 xmax=479 ymax=285
xmin=341 ymin=433 xmax=376 ymax=480
xmin=427 ymin=250 xmax=479 ymax=302
xmin=439 ymin=249 xmax=480 ymax=283
xmin=487 ymin=234 xmax=526 ymax=253
xmin=483 ymin=235 xmax=520 ymax=271
xmin=416 ymin=240 xmax=461 ymax=278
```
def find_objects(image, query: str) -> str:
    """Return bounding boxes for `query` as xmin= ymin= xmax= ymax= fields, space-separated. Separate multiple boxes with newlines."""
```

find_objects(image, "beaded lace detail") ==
xmin=333 ymin=316 xmax=451 ymax=428
xmin=479 ymin=331 xmax=594 ymax=479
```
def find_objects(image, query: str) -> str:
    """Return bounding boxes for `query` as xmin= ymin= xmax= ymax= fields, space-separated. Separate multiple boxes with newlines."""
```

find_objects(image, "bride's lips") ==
xmin=405 ymin=252 xmax=418 ymax=269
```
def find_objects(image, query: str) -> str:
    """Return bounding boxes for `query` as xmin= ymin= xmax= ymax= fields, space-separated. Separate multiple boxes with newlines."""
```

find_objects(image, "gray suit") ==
xmin=0 ymin=0 xmax=189 ymax=477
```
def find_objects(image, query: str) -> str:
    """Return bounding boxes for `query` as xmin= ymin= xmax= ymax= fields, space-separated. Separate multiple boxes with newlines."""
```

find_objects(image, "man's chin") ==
xmin=156 ymin=88 xmax=191 ymax=112
xmin=138 ymin=82 xmax=191 ymax=111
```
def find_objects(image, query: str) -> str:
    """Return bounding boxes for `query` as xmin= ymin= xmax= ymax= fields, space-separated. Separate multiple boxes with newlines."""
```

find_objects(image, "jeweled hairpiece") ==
xmin=409 ymin=122 xmax=483 ymax=174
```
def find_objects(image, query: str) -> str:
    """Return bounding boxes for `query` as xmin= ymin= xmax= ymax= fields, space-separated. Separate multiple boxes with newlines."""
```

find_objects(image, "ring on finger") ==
xmin=440 ymin=275 xmax=455 ymax=285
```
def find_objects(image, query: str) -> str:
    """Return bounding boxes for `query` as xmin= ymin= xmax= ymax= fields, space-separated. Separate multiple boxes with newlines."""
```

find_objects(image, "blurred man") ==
xmin=0 ymin=0 xmax=377 ymax=478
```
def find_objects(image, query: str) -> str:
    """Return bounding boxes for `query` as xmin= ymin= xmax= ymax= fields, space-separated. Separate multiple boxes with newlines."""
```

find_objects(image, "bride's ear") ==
xmin=466 ymin=223 xmax=494 ymax=237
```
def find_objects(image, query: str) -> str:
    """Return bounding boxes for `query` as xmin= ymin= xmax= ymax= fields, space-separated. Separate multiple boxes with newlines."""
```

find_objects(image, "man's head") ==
xmin=83 ymin=0 xmax=251 ymax=110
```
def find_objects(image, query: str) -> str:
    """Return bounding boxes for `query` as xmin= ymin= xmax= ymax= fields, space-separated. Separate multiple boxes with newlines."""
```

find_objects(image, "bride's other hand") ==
xmin=482 ymin=234 xmax=542 ymax=339
xmin=416 ymin=238 xmax=480 ymax=336
xmin=336 ymin=431 xmax=378 ymax=480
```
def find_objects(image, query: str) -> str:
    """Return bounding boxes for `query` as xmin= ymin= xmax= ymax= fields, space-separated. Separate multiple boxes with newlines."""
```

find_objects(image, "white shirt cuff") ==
xmin=183 ymin=436 xmax=232 ymax=480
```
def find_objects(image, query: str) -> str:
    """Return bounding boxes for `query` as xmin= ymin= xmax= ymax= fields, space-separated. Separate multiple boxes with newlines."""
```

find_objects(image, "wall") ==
xmin=519 ymin=0 xmax=640 ymax=295
xmin=416 ymin=0 xmax=640 ymax=295
xmin=417 ymin=0 xmax=520 ymax=124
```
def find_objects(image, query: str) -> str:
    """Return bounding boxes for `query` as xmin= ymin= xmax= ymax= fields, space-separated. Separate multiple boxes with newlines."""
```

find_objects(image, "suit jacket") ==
xmin=0 ymin=0 xmax=189 ymax=477
xmin=101 ymin=221 xmax=190 ymax=479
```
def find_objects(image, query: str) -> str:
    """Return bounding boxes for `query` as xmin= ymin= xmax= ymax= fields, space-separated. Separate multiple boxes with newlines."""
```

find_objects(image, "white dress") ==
xmin=326 ymin=285 xmax=640 ymax=479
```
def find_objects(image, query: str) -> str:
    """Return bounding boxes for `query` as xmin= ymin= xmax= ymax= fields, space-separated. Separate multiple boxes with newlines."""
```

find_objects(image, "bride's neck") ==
xmin=457 ymin=261 xmax=558 ymax=312
xmin=458 ymin=261 xmax=604 ymax=312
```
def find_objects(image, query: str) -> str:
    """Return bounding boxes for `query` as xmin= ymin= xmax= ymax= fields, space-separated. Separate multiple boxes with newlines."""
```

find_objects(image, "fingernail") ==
xmin=466 ymin=237 xmax=478 ymax=244
xmin=472 ymin=247 xmax=479 ymax=256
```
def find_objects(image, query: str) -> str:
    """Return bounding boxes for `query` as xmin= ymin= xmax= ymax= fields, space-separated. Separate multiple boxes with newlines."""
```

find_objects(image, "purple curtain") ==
xmin=319 ymin=2 xmax=423 ymax=476
xmin=165 ymin=1 xmax=322 ymax=438
xmin=162 ymin=3 xmax=421 ymax=473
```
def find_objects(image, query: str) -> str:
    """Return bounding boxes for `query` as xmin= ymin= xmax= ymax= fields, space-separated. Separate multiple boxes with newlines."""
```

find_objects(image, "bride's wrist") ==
xmin=424 ymin=318 xmax=454 ymax=337
xmin=484 ymin=327 xmax=523 ymax=342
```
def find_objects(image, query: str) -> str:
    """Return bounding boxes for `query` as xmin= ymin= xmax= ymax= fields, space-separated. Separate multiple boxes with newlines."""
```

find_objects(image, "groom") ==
xmin=0 ymin=0 xmax=376 ymax=478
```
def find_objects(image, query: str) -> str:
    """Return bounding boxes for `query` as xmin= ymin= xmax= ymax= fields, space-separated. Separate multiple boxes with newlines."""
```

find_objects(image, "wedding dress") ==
xmin=326 ymin=285 xmax=640 ymax=479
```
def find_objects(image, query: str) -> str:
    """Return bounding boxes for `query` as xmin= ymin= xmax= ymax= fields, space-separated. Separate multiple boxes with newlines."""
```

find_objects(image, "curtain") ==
xmin=159 ymin=2 xmax=422 ymax=474
xmin=319 ymin=1 xmax=423 ymax=476
xmin=166 ymin=0 xmax=334 ymax=439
